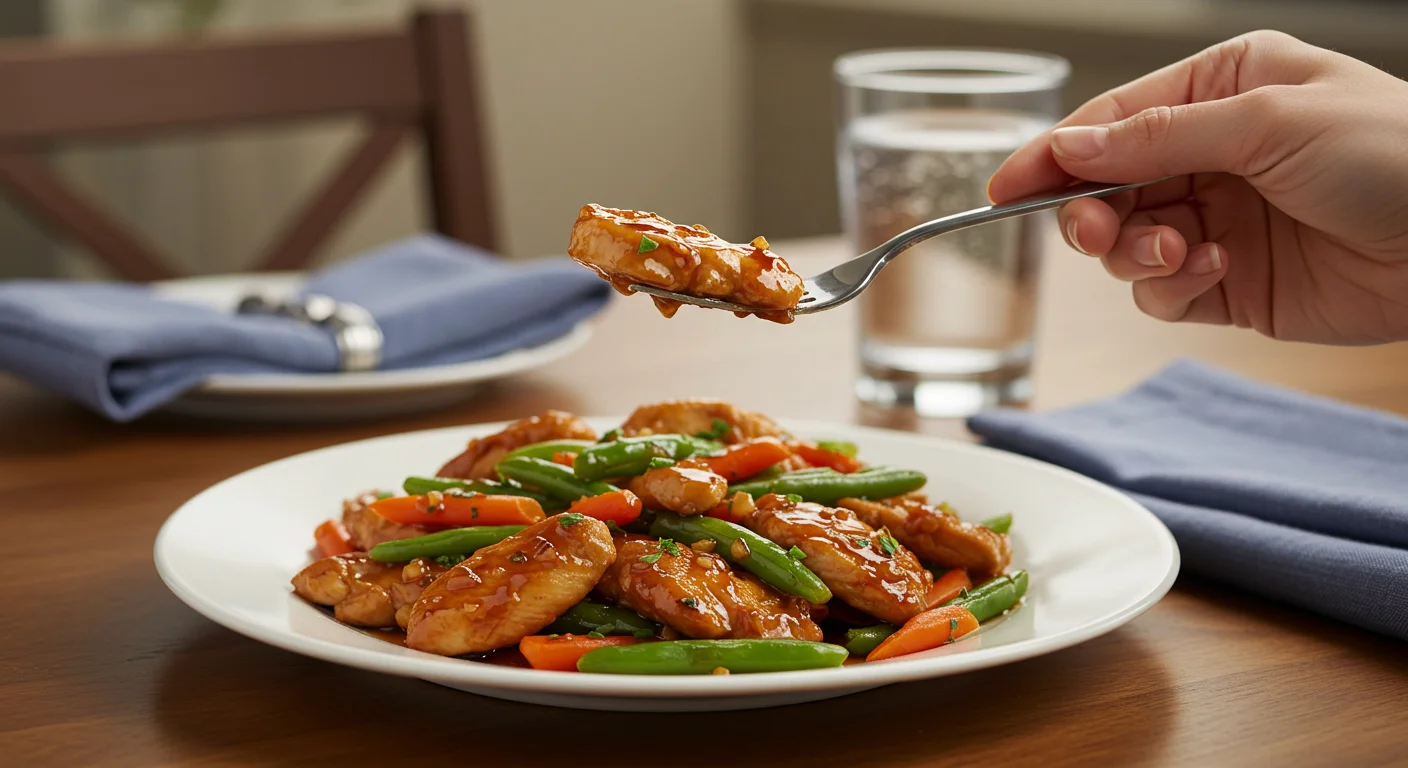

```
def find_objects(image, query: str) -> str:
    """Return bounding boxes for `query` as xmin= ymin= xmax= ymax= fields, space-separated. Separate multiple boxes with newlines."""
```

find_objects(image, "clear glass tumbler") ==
xmin=835 ymin=49 xmax=1069 ymax=417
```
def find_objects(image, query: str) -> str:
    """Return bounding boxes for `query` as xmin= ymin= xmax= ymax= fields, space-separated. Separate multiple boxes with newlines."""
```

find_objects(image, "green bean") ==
xmin=945 ymin=570 xmax=1028 ymax=622
xmin=401 ymin=476 xmax=554 ymax=507
xmin=576 ymin=639 xmax=848 ymax=674
xmin=727 ymin=466 xmax=927 ymax=505
xmin=649 ymin=512 xmax=832 ymax=604
xmin=843 ymin=624 xmax=897 ymax=656
xmin=648 ymin=456 xmax=676 ymax=469
xmin=367 ymin=525 xmax=524 ymax=562
xmin=502 ymin=439 xmax=596 ymax=462
xmin=494 ymin=456 xmax=617 ymax=502
xmin=980 ymin=513 xmax=1013 ymax=534
xmin=572 ymin=434 xmax=723 ymax=481
xmin=547 ymin=601 xmax=658 ymax=638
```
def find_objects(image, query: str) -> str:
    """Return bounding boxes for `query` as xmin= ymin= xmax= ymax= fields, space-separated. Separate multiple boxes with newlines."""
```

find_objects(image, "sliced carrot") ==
xmin=567 ymin=489 xmax=643 ymax=525
xmin=699 ymin=437 xmax=793 ymax=482
xmin=926 ymin=568 xmax=972 ymax=608
xmin=790 ymin=441 xmax=863 ymax=474
xmin=314 ymin=519 xmax=356 ymax=558
xmin=866 ymin=605 xmax=980 ymax=662
xmin=551 ymin=451 xmax=578 ymax=468
xmin=704 ymin=501 xmax=735 ymax=521
xmin=520 ymin=634 xmax=642 ymax=671
xmin=370 ymin=494 xmax=545 ymax=527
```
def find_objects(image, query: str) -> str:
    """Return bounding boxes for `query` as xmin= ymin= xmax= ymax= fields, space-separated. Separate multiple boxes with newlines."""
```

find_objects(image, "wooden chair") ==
xmin=0 ymin=8 xmax=495 ymax=281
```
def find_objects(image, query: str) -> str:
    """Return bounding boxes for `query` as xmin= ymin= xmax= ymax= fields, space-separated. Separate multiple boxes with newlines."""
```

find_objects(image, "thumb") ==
xmin=1047 ymin=94 xmax=1271 ymax=180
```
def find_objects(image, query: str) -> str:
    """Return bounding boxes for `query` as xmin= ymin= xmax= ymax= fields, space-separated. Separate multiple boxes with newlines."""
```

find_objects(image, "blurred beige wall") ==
xmin=8 ymin=0 xmax=1408 ymax=278
xmin=35 ymin=0 xmax=747 ymax=277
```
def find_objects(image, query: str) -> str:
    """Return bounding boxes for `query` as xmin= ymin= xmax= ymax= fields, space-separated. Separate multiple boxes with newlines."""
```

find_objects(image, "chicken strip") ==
xmin=342 ymin=490 xmax=427 ymax=551
xmin=405 ymin=514 xmax=615 ymax=655
xmin=292 ymin=553 xmax=403 ymax=628
xmin=391 ymin=558 xmax=450 ymax=629
xmin=620 ymin=399 xmax=786 ymax=444
xmin=626 ymin=459 xmax=728 ymax=515
xmin=750 ymin=494 xmax=931 ymax=625
xmin=596 ymin=535 xmax=822 ymax=641
xmin=567 ymin=204 xmax=804 ymax=322
xmin=838 ymin=496 xmax=1012 ymax=582
xmin=437 ymin=410 xmax=596 ymax=479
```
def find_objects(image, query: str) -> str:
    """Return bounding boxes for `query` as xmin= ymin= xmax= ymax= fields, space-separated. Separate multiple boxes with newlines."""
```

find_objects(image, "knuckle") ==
xmin=1124 ymin=106 xmax=1175 ymax=150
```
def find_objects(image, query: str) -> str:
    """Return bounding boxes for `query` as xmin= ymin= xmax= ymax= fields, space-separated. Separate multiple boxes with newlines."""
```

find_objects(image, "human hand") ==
xmin=987 ymin=30 xmax=1408 ymax=344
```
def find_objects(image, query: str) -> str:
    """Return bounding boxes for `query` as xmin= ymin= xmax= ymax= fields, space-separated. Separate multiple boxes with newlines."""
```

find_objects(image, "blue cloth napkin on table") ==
xmin=0 ymin=234 xmax=611 ymax=422
xmin=967 ymin=359 xmax=1408 ymax=641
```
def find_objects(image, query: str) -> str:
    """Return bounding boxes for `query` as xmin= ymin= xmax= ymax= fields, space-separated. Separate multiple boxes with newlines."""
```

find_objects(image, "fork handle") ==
xmin=878 ymin=177 xmax=1172 ymax=260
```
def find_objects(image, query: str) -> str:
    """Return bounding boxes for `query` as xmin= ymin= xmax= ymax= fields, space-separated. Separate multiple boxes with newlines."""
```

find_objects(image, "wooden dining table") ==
xmin=3 ymin=234 xmax=1406 ymax=767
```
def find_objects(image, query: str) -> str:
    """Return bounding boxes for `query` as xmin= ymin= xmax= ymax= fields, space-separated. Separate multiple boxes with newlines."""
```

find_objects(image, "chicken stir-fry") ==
xmin=292 ymin=400 xmax=1025 ymax=674
xmin=567 ymin=204 xmax=804 ymax=323
xmin=438 ymin=410 xmax=596 ymax=480
xmin=596 ymin=535 xmax=822 ymax=641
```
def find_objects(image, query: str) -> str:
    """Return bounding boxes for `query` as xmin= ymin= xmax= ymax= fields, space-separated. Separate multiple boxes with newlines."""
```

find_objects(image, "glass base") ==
xmin=855 ymin=375 xmax=1030 ymax=418
xmin=857 ymin=340 xmax=1033 ymax=418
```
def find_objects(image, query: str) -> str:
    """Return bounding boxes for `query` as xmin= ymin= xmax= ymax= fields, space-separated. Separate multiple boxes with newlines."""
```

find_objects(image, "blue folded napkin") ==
xmin=968 ymin=359 xmax=1408 ymax=641
xmin=0 ymin=234 xmax=610 ymax=421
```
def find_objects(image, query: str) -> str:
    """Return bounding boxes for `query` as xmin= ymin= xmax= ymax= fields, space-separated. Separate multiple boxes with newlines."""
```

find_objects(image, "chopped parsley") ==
xmin=374 ymin=490 xmax=395 ymax=500
xmin=694 ymin=418 xmax=731 ymax=440
xmin=471 ymin=508 xmax=479 ymax=519
xmin=433 ymin=554 xmax=467 ymax=568
xmin=949 ymin=618 xmax=960 ymax=633
xmin=878 ymin=536 xmax=898 ymax=557
xmin=640 ymin=552 xmax=663 ymax=564
xmin=816 ymin=440 xmax=858 ymax=458
xmin=680 ymin=597 xmax=698 ymax=608
xmin=586 ymin=630 xmax=606 ymax=639
xmin=854 ymin=537 xmax=871 ymax=549
xmin=558 ymin=512 xmax=585 ymax=527
xmin=659 ymin=538 xmax=681 ymax=557
xmin=637 ymin=235 xmax=659 ymax=254
xmin=785 ymin=493 xmax=804 ymax=504
xmin=788 ymin=545 xmax=807 ymax=560
xmin=599 ymin=428 xmax=621 ymax=443
xmin=509 ymin=552 xmax=527 ymax=563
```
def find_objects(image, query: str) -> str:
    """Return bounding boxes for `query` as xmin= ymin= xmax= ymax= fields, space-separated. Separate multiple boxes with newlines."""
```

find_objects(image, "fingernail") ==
xmin=1188 ymin=243 xmax=1223 ymax=276
xmin=1066 ymin=218 xmax=1088 ymax=255
xmin=1136 ymin=233 xmax=1166 ymax=268
xmin=1051 ymin=126 xmax=1109 ymax=161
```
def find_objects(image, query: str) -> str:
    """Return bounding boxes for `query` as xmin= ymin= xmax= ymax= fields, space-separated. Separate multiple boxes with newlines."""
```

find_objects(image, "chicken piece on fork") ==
xmin=568 ymin=204 xmax=804 ymax=323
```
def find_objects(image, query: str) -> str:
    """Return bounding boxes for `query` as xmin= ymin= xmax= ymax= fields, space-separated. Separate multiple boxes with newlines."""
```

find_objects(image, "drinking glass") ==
xmin=834 ymin=49 xmax=1069 ymax=417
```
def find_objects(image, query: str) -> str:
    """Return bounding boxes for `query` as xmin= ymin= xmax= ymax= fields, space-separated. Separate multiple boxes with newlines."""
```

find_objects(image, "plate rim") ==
xmin=153 ymin=418 xmax=1180 ymax=700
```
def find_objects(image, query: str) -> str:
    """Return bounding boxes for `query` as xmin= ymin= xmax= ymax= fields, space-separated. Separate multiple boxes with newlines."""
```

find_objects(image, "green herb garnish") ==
xmin=785 ymin=493 xmax=804 ymax=504
xmin=509 ymin=552 xmax=527 ymax=563
xmin=681 ymin=597 xmax=698 ymax=608
xmin=558 ymin=512 xmax=585 ymax=527
xmin=659 ymin=538 xmax=681 ymax=557
xmin=694 ymin=418 xmax=731 ymax=440
xmin=878 ymin=536 xmax=898 ymax=557
xmin=640 ymin=552 xmax=663 ymax=564
xmin=854 ymin=538 xmax=871 ymax=549
xmin=637 ymin=235 xmax=659 ymax=254
xmin=788 ymin=545 xmax=807 ymax=560
xmin=374 ymin=490 xmax=395 ymax=500
xmin=587 ymin=630 xmax=606 ymax=639
xmin=432 ymin=554 xmax=467 ymax=568
xmin=633 ymin=628 xmax=656 ymax=639
xmin=949 ymin=618 xmax=960 ymax=633
xmin=599 ymin=428 xmax=621 ymax=443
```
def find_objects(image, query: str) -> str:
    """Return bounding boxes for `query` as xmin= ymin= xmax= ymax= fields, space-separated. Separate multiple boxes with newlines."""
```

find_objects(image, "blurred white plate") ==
xmin=154 ymin=417 xmax=1179 ymax=711
xmin=150 ymin=273 xmax=592 ymax=421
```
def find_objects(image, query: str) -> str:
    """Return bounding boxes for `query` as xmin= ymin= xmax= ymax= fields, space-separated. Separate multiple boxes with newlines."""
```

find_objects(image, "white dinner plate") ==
xmin=149 ymin=273 xmax=593 ymax=421
xmin=154 ymin=418 xmax=1179 ymax=711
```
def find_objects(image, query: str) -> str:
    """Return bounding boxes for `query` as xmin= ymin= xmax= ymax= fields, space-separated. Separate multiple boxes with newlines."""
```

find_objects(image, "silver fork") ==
xmin=630 ymin=178 xmax=1168 ymax=316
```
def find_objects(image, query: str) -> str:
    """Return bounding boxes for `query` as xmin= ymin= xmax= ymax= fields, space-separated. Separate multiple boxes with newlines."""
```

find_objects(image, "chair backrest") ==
xmin=0 ymin=8 xmax=495 ymax=281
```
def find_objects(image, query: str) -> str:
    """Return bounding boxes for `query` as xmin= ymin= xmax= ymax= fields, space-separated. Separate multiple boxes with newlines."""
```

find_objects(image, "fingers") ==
xmin=1047 ymin=96 xmax=1269 ymax=182
xmin=987 ymin=30 xmax=1319 ymax=203
xmin=1130 ymin=243 xmax=1231 ymax=323
xmin=1102 ymin=226 xmax=1187 ymax=281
